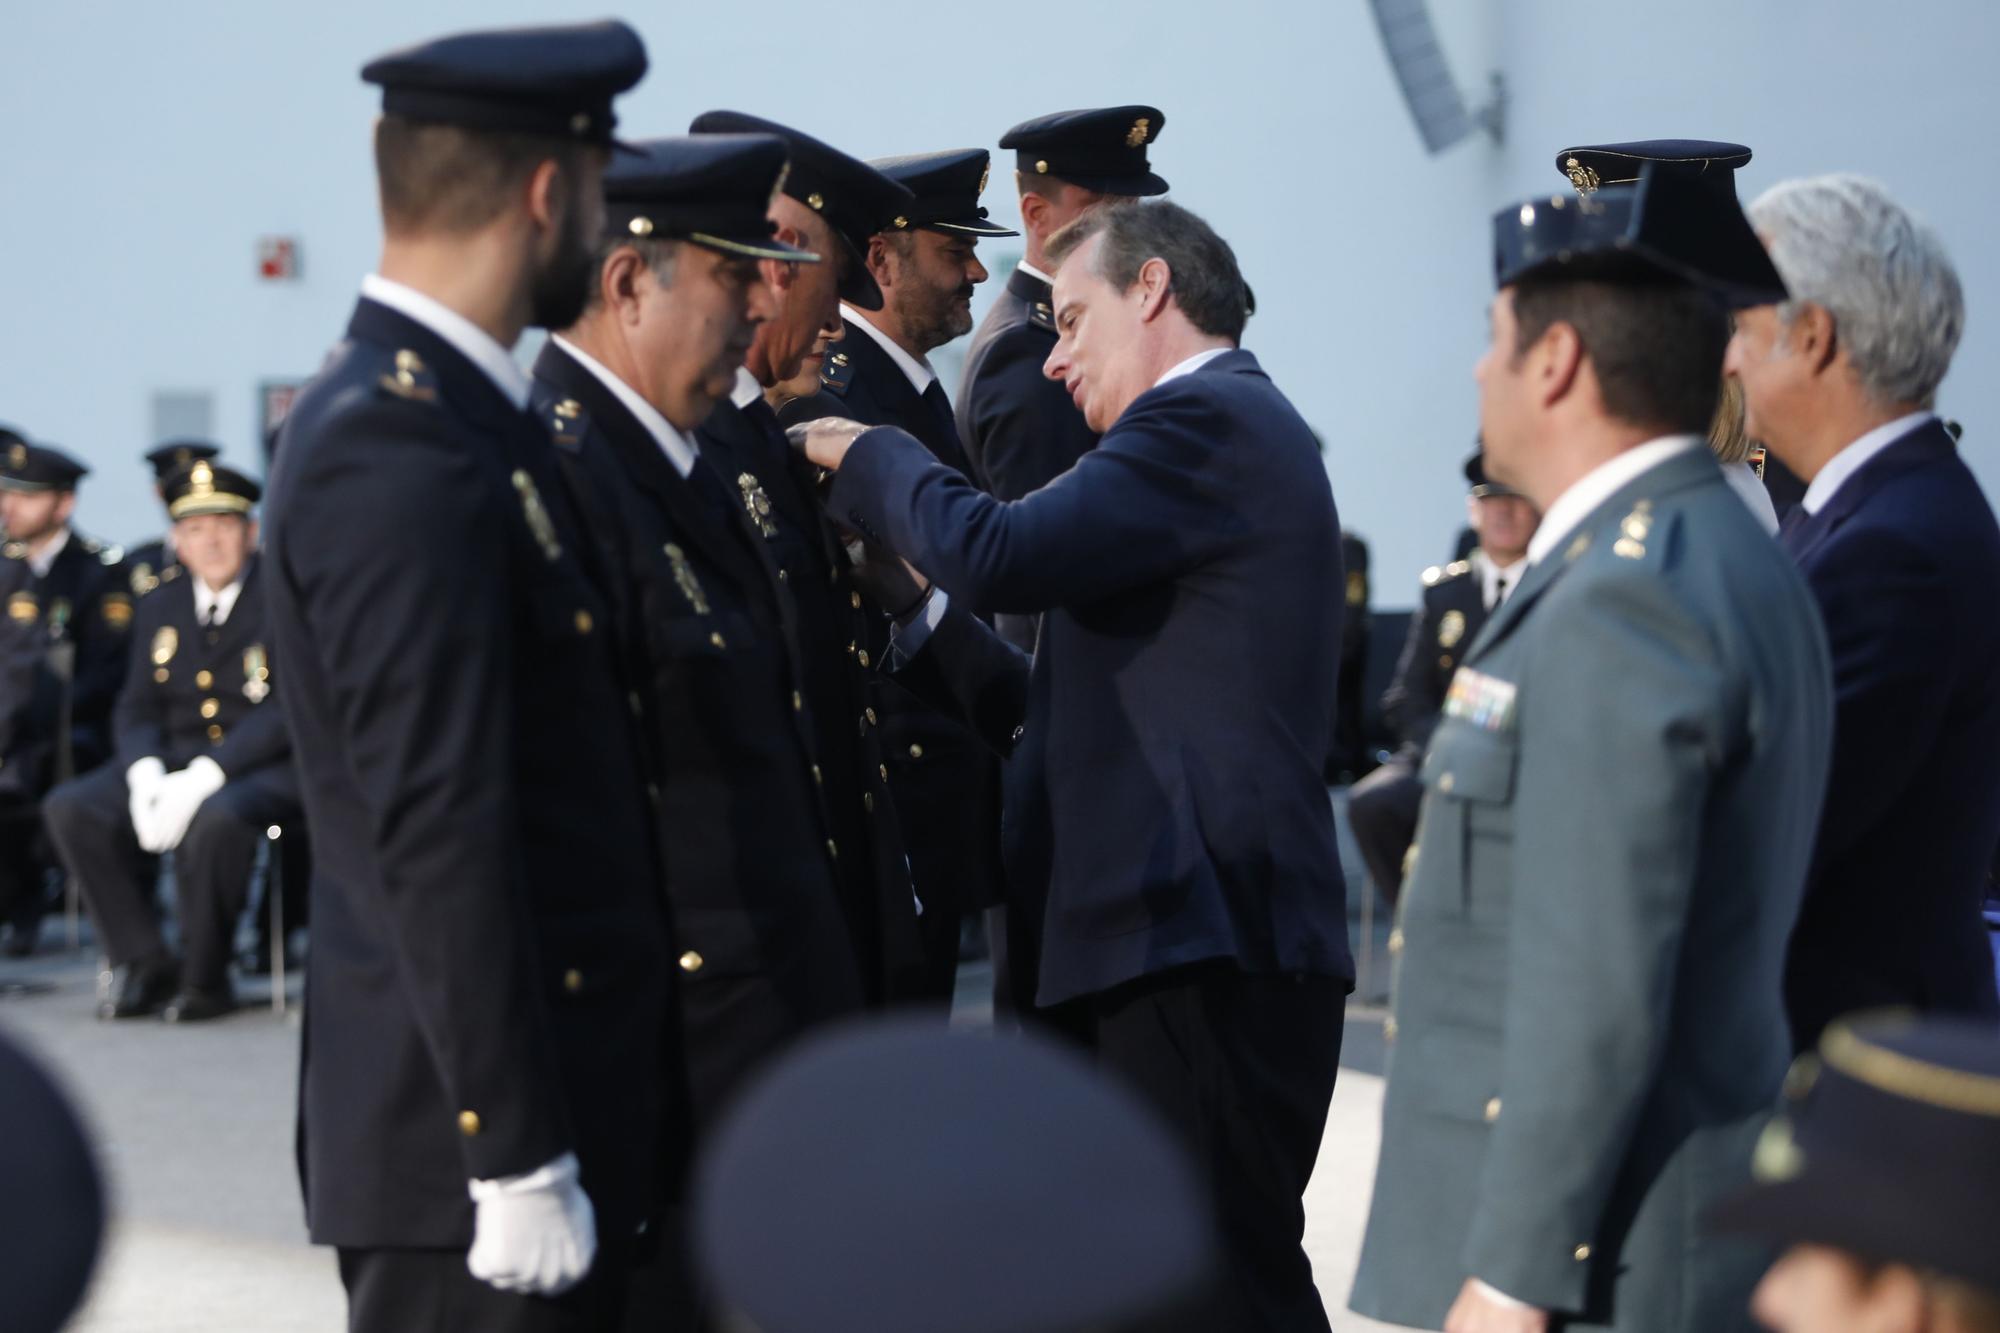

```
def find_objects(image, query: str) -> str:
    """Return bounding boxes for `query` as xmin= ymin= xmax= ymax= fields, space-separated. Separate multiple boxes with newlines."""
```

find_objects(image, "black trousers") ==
xmin=1075 ymin=964 xmax=1346 ymax=1333
xmin=1345 ymin=756 xmax=1423 ymax=910
xmin=44 ymin=761 xmax=301 ymax=990
xmin=339 ymin=1246 xmax=631 ymax=1333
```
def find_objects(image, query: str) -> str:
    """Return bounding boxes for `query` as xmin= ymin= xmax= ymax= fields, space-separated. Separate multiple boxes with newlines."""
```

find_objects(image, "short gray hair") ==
xmin=582 ymin=235 xmax=682 ymax=313
xmin=1748 ymin=174 xmax=1964 ymax=409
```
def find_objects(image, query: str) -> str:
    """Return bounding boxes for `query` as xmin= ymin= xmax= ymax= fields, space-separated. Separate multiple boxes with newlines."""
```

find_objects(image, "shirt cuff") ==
xmin=886 ymin=587 xmax=949 ymax=667
xmin=1473 ymin=1279 xmax=1534 ymax=1311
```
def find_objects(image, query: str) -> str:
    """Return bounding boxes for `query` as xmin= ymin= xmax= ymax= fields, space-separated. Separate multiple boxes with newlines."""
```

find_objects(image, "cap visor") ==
xmin=931 ymin=218 xmax=1021 ymax=238
xmin=1053 ymin=170 xmax=1171 ymax=198
xmin=0 ymin=478 xmax=57 ymax=495
xmin=689 ymin=233 xmax=822 ymax=263
xmin=611 ymin=137 xmax=648 ymax=158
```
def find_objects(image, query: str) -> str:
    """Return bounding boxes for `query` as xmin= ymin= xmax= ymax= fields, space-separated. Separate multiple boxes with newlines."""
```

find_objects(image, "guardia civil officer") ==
xmin=0 ymin=441 xmax=133 ymax=956
xmin=264 ymin=22 xmax=667 ymax=1330
xmin=776 ymin=148 xmax=1016 ymax=1001
xmin=797 ymin=199 xmax=1351 ymax=1332
xmin=957 ymin=106 xmax=1169 ymax=653
xmin=1345 ymin=451 xmax=1537 ymax=909
xmin=1350 ymin=167 xmax=1831 ymax=1332
xmin=1727 ymin=174 xmax=2000 ymax=1053
xmin=125 ymin=440 xmax=220 ymax=597
xmin=44 ymin=462 xmax=299 ymax=1023
xmin=687 ymin=110 xmax=927 ymax=1004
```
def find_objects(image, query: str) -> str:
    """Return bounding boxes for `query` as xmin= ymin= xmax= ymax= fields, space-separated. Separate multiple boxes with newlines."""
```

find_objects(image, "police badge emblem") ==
xmin=511 ymin=470 xmax=564 ymax=562
xmin=151 ymin=625 xmax=178 ymax=665
xmin=737 ymin=473 xmax=780 ymax=539
xmin=242 ymin=644 xmax=270 ymax=703
xmin=1438 ymin=609 xmax=1466 ymax=649
xmin=6 ymin=591 xmax=37 ymax=625
xmin=662 ymin=544 xmax=711 ymax=615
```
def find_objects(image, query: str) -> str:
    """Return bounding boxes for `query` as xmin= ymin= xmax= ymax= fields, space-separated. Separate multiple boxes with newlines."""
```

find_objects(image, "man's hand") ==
xmin=147 ymin=756 xmax=226 ymax=852
xmin=846 ymin=538 xmax=930 ymax=619
xmin=466 ymin=1150 xmax=597 ymax=1296
xmin=1444 ymin=1278 xmax=1548 ymax=1333
xmin=784 ymin=417 xmax=872 ymax=472
xmin=125 ymin=757 xmax=166 ymax=847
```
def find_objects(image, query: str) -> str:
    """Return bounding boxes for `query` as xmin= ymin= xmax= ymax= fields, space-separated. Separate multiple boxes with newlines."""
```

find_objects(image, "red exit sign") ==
xmin=258 ymin=236 xmax=300 ymax=281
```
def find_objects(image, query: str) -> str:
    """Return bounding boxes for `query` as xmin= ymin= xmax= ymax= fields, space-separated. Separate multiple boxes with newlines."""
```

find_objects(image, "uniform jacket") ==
xmin=266 ymin=297 xmax=670 ymax=1251
xmin=830 ymin=349 xmax=1354 ymax=1007
xmin=695 ymin=391 xmax=924 ymax=1001
xmin=532 ymin=342 xmax=863 ymax=1130
xmin=1351 ymin=445 xmax=1833 ymax=1332
xmin=1380 ymin=559 xmax=1489 ymax=754
xmin=954 ymin=265 xmax=1099 ymax=653
xmin=113 ymin=557 xmax=289 ymax=778
xmin=777 ymin=321 xmax=1005 ymax=919
xmin=0 ymin=531 xmax=133 ymax=794
xmin=1781 ymin=418 xmax=2000 ymax=1048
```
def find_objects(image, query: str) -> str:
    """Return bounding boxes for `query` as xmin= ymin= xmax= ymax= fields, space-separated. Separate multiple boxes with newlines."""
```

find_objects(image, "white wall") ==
xmin=0 ymin=0 xmax=1992 ymax=594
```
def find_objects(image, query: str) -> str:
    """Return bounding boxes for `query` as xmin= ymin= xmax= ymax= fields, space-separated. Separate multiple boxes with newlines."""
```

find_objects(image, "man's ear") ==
xmin=1019 ymin=190 xmax=1052 ymax=241
xmin=1533 ymin=320 xmax=1586 ymax=408
xmin=524 ymin=157 xmax=564 ymax=233
xmin=1788 ymin=301 xmax=1842 ymax=377
xmin=865 ymin=234 xmax=896 ymax=292
xmin=1135 ymin=256 xmax=1173 ymax=323
xmin=54 ymin=492 xmax=78 ymax=527
xmin=600 ymin=246 xmax=647 ymax=322
xmin=246 ymin=517 xmax=262 ymax=550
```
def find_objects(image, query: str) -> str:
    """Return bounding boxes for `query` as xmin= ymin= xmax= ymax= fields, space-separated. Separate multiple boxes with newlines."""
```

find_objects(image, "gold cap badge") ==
xmin=1565 ymin=156 xmax=1601 ymax=194
xmin=1127 ymin=117 xmax=1151 ymax=148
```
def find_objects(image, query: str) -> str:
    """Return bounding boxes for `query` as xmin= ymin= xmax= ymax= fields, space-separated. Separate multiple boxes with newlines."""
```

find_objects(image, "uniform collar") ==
xmin=1802 ymin=411 xmax=1934 ymax=515
xmin=1526 ymin=436 xmax=1703 ymax=566
xmin=840 ymin=302 xmax=935 ymax=395
xmin=1015 ymin=260 xmax=1055 ymax=287
xmin=549 ymin=335 xmax=698 ymax=478
xmin=27 ymin=526 xmax=70 ymax=578
xmin=730 ymin=365 xmax=764 ymax=409
xmin=193 ymin=571 xmax=246 ymax=626
xmin=359 ymin=274 xmax=531 ymax=410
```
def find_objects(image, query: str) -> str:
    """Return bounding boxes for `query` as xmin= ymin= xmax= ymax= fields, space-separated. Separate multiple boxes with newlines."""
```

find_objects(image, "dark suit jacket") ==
xmin=954 ymin=266 xmax=1099 ymax=652
xmin=266 ymin=298 xmax=670 ymax=1250
xmin=1381 ymin=559 xmax=1490 ymax=755
xmin=832 ymin=349 xmax=1354 ymax=1006
xmin=113 ymin=557 xmax=289 ymax=777
xmin=777 ymin=322 xmax=1005 ymax=920
xmin=532 ymin=343 xmax=863 ymax=1131
xmin=1782 ymin=418 xmax=2000 ymax=1048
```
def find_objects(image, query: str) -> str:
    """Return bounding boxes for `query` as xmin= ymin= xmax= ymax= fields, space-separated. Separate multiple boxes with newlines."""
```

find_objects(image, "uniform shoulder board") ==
xmin=80 ymin=536 xmax=101 ymax=555
xmin=160 ymin=564 xmax=183 ymax=584
xmin=1026 ymin=298 xmax=1056 ymax=334
xmin=376 ymin=348 xmax=440 ymax=404
xmin=818 ymin=347 xmax=855 ymax=397
xmin=1444 ymin=559 xmax=1471 ymax=579
xmin=543 ymin=397 xmax=588 ymax=452
xmin=98 ymin=543 xmax=125 ymax=566
xmin=1421 ymin=560 xmax=1472 ymax=589
xmin=101 ymin=592 xmax=134 ymax=630
xmin=2 ymin=541 xmax=25 ymax=561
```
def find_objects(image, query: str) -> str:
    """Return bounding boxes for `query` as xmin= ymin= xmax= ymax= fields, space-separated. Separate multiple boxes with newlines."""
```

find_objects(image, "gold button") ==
xmin=792 ymin=691 xmax=803 ymax=712
xmin=811 ymin=764 xmax=823 ymax=786
xmin=206 ymin=724 xmax=224 ymax=742
xmin=154 ymin=667 xmax=169 ymax=683
xmin=195 ymin=670 xmax=213 ymax=688
xmin=847 ymin=640 xmax=857 ymax=655
xmin=1484 ymin=1097 xmax=1502 ymax=1123
xmin=1387 ymin=929 xmax=1404 ymax=956
xmin=679 ymin=951 xmax=703 ymax=974
xmin=458 ymin=1110 xmax=481 ymax=1137
xmin=1574 ymin=1244 xmax=1592 ymax=1262
xmin=1035 ymin=158 xmax=1050 ymax=173
xmin=826 ymin=839 xmax=839 ymax=860
xmin=778 ymin=569 xmax=788 ymax=583
xmin=1438 ymin=654 xmax=1453 ymax=669
xmin=863 ymin=792 xmax=875 ymax=813
xmin=908 ymin=743 xmax=924 ymax=759
xmin=879 ymin=764 xmax=888 ymax=781
xmin=563 ymin=969 xmax=583 ymax=993
xmin=864 ymin=708 xmax=877 ymax=725
xmin=850 ymin=592 xmax=862 ymax=610
xmin=709 ymin=631 xmax=726 ymax=649
xmin=1438 ymin=772 xmax=1455 ymax=794
xmin=575 ymin=609 xmax=594 ymax=635
xmin=199 ymin=698 xmax=220 ymax=719
xmin=1383 ymin=1016 xmax=1398 ymax=1042
xmin=857 ymin=650 xmax=871 ymax=668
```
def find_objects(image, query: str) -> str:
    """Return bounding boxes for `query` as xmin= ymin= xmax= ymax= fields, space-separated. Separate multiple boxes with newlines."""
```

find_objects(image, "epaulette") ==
xmin=376 ymin=348 xmax=439 ymax=404
xmin=817 ymin=347 xmax=855 ymax=397
xmin=544 ymin=397 xmax=588 ymax=453
xmin=1026 ymin=297 xmax=1056 ymax=334
xmin=130 ymin=562 xmax=159 ymax=596
xmin=1421 ymin=559 xmax=1472 ymax=588
xmin=1610 ymin=499 xmax=1657 ymax=564
xmin=2 ymin=541 xmax=25 ymax=561
xmin=80 ymin=536 xmax=101 ymax=555
xmin=98 ymin=543 xmax=124 ymax=566
xmin=160 ymin=565 xmax=183 ymax=584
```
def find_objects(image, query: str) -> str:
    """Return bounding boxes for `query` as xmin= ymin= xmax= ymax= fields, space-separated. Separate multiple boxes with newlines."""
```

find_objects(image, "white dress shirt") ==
xmin=731 ymin=366 xmax=763 ymax=410
xmin=549 ymin=336 xmax=698 ymax=478
xmin=1526 ymin=436 xmax=1705 ymax=566
xmin=359 ymin=274 xmax=531 ymax=411
xmin=1801 ymin=411 xmax=1934 ymax=514
xmin=194 ymin=574 xmax=245 ymax=627
xmin=1154 ymin=346 xmax=1233 ymax=387
xmin=1015 ymin=260 xmax=1056 ymax=288
xmin=1475 ymin=550 xmax=1528 ymax=610
xmin=26 ymin=526 xmax=70 ymax=578
xmin=840 ymin=304 xmax=936 ymax=395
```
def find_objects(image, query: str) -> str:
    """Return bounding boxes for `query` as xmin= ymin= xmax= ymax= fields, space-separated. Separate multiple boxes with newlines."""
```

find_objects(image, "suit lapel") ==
xmin=1785 ymin=420 xmax=1955 ymax=566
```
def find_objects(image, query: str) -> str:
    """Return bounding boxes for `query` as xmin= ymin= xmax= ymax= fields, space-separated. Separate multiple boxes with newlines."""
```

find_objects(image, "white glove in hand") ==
xmin=125 ymin=758 xmax=167 ymax=847
xmin=466 ymin=1150 xmax=596 ymax=1296
xmin=149 ymin=756 xmax=226 ymax=852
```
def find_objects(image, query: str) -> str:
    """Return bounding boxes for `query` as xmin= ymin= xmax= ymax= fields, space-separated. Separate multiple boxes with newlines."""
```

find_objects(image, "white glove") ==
xmin=466 ymin=1150 xmax=597 ymax=1296
xmin=148 ymin=756 xmax=227 ymax=852
xmin=125 ymin=758 xmax=167 ymax=846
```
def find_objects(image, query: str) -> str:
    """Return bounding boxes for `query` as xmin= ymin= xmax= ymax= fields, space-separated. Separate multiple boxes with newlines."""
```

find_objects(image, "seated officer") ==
xmin=1712 ymin=1014 xmax=2000 ymax=1333
xmin=44 ymin=462 xmax=300 ymax=1022
xmin=0 ymin=439 xmax=132 ymax=956
xmin=126 ymin=439 xmax=220 ymax=597
xmin=1345 ymin=449 xmax=1537 ymax=908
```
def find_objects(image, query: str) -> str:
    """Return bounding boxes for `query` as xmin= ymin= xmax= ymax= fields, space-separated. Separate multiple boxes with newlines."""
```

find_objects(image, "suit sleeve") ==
xmin=1801 ymin=526 xmax=1953 ymax=857
xmin=830 ymin=386 xmax=1242 ymax=615
xmin=882 ymin=600 xmax=1031 ymax=757
xmin=962 ymin=329 xmax=1095 ymax=500
xmin=112 ymin=597 xmax=168 ymax=769
xmin=1380 ymin=590 xmax=1441 ymax=747
xmin=278 ymin=394 xmax=570 ymax=1181
xmin=1459 ymin=568 xmax=1733 ymax=1311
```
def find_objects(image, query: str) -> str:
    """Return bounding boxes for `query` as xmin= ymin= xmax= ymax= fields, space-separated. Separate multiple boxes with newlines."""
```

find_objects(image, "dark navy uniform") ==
xmin=777 ymin=147 xmax=1013 ymax=1000
xmin=265 ymin=23 xmax=666 ymax=1327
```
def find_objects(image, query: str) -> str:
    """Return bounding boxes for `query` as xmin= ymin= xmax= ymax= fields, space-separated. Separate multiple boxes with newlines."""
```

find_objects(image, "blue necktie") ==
xmin=1777 ymin=504 xmax=1812 ymax=556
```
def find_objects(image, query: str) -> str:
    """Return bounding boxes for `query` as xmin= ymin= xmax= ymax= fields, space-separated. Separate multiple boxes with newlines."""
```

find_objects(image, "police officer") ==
xmin=1346 ymin=450 xmax=1537 ymax=909
xmin=1350 ymin=167 xmax=1830 ymax=1333
xmin=44 ymin=462 xmax=299 ymax=1023
xmin=957 ymin=105 xmax=1169 ymax=652
xmin=264 ymin=22 xmax=666 ymax=1329
xmin=688 ymin=110 xmax=927 ymax=1005
xmin=777 ymin=147 xmax=1016 ymax=1000
xmin=0 ymin=439 xmax=132 ymax=955
xmin=126 ymin=440 xmax=220 ymax=597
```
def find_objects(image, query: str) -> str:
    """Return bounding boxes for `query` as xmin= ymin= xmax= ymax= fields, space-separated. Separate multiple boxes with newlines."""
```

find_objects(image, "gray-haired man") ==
xmin=1727 ymin=175 xmax=2000 ymax=1051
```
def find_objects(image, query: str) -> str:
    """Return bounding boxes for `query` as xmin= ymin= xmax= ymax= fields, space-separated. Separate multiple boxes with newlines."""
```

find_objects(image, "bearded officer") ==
xmin=264 ymin=22 xmax=668 ymax=1329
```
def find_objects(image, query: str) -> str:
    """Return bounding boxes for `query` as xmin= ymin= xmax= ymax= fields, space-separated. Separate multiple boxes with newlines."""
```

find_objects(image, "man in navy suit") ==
xmin=796 ymin=199 xmax=1353 ymax=1333
xmin=1729 ymin=174 xmax=2000 ymax=1050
